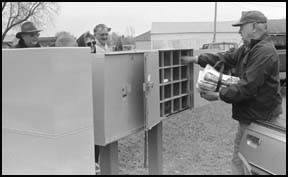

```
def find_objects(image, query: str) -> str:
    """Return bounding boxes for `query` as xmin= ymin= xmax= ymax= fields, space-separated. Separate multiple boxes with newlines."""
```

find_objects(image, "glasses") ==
xmin=86 ymin=41 xmax=96 ymax=46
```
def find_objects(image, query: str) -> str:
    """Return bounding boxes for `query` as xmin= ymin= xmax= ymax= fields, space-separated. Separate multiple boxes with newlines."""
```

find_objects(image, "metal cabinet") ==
xmin=2 ymin=48 xmax=95 ymax=174
xmin=92 ymin=49 xmax=196 ymax=144
xmin=143 ymin=49 xmax=194 ymax=130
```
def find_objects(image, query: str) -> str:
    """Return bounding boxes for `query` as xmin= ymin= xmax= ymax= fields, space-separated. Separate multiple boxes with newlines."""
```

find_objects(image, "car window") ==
xmin=202 ymin=44 xmax=209 ymax=49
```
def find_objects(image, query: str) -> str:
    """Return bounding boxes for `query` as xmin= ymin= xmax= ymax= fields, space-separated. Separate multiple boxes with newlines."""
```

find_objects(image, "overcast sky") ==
xmin=37 ymin=2 xmax=286 ymax=37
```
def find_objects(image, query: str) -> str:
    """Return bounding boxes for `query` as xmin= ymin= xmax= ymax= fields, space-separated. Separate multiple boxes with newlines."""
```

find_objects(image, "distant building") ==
xmin=135 ymin=19 xmax=286 ymax=50
xmin=135 ymin=31 xmax=151 ymax=50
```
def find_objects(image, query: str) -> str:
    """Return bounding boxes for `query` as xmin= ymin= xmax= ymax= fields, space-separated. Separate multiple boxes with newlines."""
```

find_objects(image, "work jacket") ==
xmin=13 ymin=39 xmax=41 ymax=48
xmin=198 ymin=34 xmax=283 ymax=123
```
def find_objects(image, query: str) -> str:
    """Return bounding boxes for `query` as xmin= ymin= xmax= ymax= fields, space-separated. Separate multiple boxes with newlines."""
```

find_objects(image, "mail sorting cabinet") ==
xmin=92 ymin=49 xmax=195 ymax=145
xmin=158 ymin=49 xmax=193 ymax=117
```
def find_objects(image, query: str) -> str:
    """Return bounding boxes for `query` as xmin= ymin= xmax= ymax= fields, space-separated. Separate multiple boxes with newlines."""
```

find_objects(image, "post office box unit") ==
xmin=144 ymin=49 xmax=195 ymax=130
xmin=2 ymin=48 xmax=95 ymax=174
xmin=92 ymin=49 xmax=194 ymax=144
xmin=92 ymin=49 xmax=212 ymax=144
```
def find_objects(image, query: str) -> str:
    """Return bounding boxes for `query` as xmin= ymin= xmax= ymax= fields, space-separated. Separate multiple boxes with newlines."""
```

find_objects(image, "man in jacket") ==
xmin=13 ymin=21 xmax=42 ymax=48
xmin=182 ymin=11 xmax=282 ymax=175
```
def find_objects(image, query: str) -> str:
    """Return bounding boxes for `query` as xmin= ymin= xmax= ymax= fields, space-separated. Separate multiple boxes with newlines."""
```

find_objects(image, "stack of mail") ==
xmin=196 ymin=64 xmax=240 ymax=92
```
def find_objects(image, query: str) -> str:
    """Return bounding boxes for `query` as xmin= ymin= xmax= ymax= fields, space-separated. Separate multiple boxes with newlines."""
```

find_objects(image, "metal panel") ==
xmin=91 ymin=54 xmax=106 ymax=145
xmin=2 ymin=47 xmax=94 ymax=135
xmin=143 ymin=51 xmax=161 ymax=130
xmin=2 ymin=127 xmax=95 ymax=175
xmin=92 ymin=52 xmax=145 ymax=145
xmin=2 ymin=47 xmax=95 ymax=174
xmin=192 ymin=49 xmax=221 ymax=109
xmin=239 ymin=123 xmax=286 ymax=175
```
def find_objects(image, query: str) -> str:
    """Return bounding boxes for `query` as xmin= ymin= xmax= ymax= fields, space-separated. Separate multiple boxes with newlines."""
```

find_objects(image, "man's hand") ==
xmin=181 ymin=56 xmax=198 ymax=64
xmin=200 ymin=90 xmax=219 ymax=101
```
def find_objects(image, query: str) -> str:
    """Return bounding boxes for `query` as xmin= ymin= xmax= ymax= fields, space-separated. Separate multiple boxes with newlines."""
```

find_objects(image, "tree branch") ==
xmin=2 ymin=2 xmax=59 ymax=42
xmin=28 ymin=2 xmax=42 ymax=16
xmin=2 ymin=2 xmax=7 ymax=13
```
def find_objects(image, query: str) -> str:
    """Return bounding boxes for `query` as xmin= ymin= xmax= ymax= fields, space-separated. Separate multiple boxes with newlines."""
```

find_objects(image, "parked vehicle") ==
xmin=200 ymin=42 xmax=238 ymax=51
xmin=269 ymin=34 xmax=286 ymax=88
xmin=238 ymin=117 xmax=286 ymax=175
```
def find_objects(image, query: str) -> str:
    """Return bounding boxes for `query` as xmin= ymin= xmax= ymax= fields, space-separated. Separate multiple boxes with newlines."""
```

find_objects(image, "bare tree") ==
xmin=55 ymin=31 xmax=77 ymax=40
xmin=125 ymin=25 xmax=135 ymax=45
xmin=125 ymin=25 xmax=135 ymax=38
xmin=2 ymin=2 xmax=60 ymax=42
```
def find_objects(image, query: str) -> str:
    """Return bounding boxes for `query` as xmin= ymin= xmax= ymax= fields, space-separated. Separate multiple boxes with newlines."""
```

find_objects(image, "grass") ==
xmin=117 ymin=93 xmax=286 ymax=175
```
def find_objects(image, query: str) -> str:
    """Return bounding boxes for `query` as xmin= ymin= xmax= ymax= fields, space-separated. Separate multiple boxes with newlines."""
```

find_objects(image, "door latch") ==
xmin=143 ymin=81 xmax=154 ymax=93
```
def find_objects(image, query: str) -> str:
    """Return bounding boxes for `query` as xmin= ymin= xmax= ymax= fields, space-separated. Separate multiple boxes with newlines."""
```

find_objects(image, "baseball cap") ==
xmin=232 ymin=11 xmax=267 ymax=26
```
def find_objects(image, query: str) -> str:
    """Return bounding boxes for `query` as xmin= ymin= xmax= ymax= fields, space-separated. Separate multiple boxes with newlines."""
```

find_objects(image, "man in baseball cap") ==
xmin=182 ymin=10 xmax=282 ymax=175
xmin=232 ymin=10 xmax=268 ymax=46
xmin=13 ymin=21 xmax=42 ymax=48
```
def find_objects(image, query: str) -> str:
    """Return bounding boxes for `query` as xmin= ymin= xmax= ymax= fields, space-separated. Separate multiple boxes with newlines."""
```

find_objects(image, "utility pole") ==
xmin=213 ymin=2 xmax=217 ymax=43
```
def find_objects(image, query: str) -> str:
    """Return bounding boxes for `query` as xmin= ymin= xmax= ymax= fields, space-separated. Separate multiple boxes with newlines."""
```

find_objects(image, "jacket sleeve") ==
xmin=198 ymin=48 xmax=239 ymax=70
xmin=219 ymin=47 xmax=276 ymax=103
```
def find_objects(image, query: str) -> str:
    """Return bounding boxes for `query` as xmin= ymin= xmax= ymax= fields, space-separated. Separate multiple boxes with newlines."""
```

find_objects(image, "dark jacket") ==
xmin=198 ymin=34 xmax=282 ymax=123
xmin=13 ymin=38 xmax=41 ymax=48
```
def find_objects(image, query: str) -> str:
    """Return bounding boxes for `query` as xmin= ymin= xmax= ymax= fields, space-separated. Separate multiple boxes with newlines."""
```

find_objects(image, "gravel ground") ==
xmin=117 ymin=94 xmax=286 ymax=175
xmin=117 ymin=101 xmax=238 ymax=175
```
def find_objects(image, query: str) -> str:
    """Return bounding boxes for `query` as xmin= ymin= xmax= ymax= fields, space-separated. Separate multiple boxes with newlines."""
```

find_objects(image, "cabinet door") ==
xmin=143 ymin=51 xmax=161 ymax=130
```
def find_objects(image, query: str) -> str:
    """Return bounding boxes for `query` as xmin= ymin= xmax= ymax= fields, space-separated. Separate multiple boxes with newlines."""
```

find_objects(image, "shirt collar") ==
xmin=248 ymin=33 xmax=268 ymax=49
xmin=95 ymin=38 xmax=108 ymax=50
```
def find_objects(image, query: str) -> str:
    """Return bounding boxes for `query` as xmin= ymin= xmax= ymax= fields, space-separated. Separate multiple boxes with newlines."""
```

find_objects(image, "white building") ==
xmin=135 ymin=19 xmax=285 ymax=50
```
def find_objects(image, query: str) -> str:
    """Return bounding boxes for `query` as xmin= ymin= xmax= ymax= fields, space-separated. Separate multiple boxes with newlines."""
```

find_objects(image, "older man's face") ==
xmin=21 ymin=32 xmax=40 ymax=47
xmin=94 ymin=28 xmax=109 ymax=46
xmin=238 ymin=23 xmax=254 ymax=46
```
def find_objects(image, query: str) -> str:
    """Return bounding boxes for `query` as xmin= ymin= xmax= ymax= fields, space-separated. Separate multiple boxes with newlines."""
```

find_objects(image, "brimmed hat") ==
xmin=93 ymin=24 xmax=111 ymax=33
xmin=16 ymin=21 xmax=42 ymax=38
xmin=232 ymin=11 xmax=267 ymax=27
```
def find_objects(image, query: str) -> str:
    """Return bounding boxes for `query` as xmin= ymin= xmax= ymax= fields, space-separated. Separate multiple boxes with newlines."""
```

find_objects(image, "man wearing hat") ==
xmin=182 ymin=11 xmax=282 ymax=174
xmin=93 ymin=24 xmax=111 ymax=52
xmin=13 ymin=21 xmax=42 ymax=48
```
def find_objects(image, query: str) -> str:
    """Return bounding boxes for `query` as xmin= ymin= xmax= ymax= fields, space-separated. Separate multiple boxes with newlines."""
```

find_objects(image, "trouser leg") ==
xmin=95 ymin=145 xmax=100 ymax=163
xmin=231 ymin=122 xmax=250 ymax=175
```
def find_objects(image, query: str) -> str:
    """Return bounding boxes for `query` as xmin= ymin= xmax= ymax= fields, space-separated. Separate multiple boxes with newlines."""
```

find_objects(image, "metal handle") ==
xmin=246 ymin=134 xmax=261 ymax=148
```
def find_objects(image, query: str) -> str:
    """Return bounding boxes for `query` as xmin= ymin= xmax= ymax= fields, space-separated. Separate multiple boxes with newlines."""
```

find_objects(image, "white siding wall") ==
xmin=151 ymin=33 xmax=241 ymax=49
xmin=135 ymin=41 xmax=151 ymax=50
